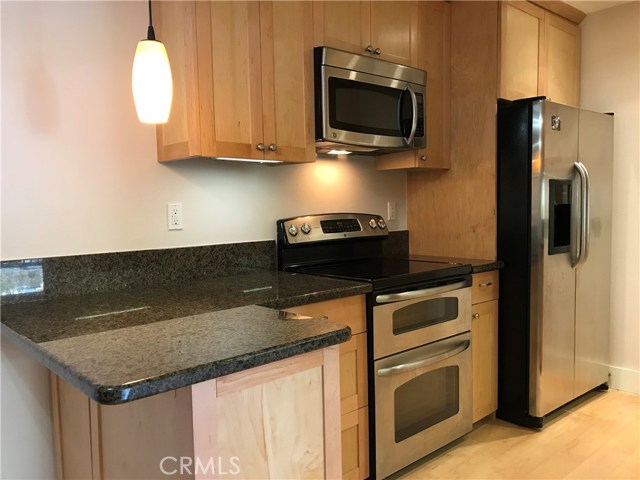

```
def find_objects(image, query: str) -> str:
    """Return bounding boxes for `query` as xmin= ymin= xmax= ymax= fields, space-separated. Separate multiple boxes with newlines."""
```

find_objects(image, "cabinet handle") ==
xmin=268 ymin=144 xmax=277 ymax=152
xmin=256 ymin=143 xmax=265 ymax=151
xmin=365 ymin=45 xmax=374 ymax=53
xmin=473 ymin=313 xmax=480 ymax=319
xmin=374 ymin=47 xmax=381 ymax=55
xmin=478 ymin=282 xmax=493 ymax=287
xmin=420 ymin=155 xmax=427 ymax=162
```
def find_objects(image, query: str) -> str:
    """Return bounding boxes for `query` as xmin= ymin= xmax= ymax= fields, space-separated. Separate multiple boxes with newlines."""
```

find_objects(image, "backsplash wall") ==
xmin=0 ymin=1 xmax=407 ymax=261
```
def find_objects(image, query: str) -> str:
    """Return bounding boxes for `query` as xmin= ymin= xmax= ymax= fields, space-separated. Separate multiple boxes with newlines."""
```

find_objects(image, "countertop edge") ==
xmin=2 ymin=318 xmax=351 ymax=405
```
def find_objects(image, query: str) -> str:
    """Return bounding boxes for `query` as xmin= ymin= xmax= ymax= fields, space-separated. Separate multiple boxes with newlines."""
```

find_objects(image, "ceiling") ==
xmin=564 ymin=0 xmax=634 ymax=14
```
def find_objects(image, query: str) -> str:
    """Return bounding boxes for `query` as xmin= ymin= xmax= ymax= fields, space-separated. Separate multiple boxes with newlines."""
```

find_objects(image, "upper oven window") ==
xmin=328 ymin=77 xmax=404 ymax=137
xmin=392 ymin=298 xmax=459 ymax=335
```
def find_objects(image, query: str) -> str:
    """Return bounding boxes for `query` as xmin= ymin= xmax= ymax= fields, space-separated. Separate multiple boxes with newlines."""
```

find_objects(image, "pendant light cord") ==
xmin=147 ymin=0 xmax=156 ymax=41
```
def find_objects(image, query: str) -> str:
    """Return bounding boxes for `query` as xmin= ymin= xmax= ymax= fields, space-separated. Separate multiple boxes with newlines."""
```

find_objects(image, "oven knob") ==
xmin=377 ymin=219 xmax=386 ymax=229
xmin=287 ymin=225 xmax=299 ymax=237
xmin=301 ymin=223 xmax=311 ymax=235
xmin=369 ymin=218 xmax=378 ymax=229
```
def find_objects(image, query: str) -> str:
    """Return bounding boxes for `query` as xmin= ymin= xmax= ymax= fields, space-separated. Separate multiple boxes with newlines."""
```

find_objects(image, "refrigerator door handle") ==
xmin=573 ymin=161 xmax=591 ymax=268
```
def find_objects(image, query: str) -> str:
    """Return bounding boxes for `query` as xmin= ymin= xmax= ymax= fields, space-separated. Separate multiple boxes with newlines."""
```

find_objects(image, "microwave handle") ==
xmin=402 ymin=84 xmax=418 ymax=146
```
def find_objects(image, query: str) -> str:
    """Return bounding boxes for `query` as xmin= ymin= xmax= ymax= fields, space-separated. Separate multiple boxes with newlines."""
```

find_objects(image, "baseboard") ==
xmin=609 ymin=365 xmax=640 ymax=394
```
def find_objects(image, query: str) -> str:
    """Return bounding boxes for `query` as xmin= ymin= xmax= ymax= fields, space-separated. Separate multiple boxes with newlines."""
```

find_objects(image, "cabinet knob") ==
xmin=268 ymin=144 xmax=277 ymax=152
xmin=256 ymin=143 xmax=265 ymax=151
xmin=473 ymin=313 xmax=480 ymax=319
xmin=365 ymin=45 xmax=374 ymax=53
xmin=420 ymin=155 xmax=427 ymax=162
xmin=374 ymin=47 xmax=381 ymax=55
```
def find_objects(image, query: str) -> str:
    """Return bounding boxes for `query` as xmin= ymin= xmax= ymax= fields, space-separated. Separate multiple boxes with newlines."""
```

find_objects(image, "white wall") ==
xmin=0 ymin=2 xmax=407 ymax=477
xmin=580 ymin=1 xmax=640 ymax=394
xmin=0 ymin=1 xmax=407 ymax=261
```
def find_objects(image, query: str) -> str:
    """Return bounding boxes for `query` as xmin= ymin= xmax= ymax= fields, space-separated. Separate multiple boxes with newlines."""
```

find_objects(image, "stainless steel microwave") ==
xmin=314 ymin=47 xmax=426 ymax=155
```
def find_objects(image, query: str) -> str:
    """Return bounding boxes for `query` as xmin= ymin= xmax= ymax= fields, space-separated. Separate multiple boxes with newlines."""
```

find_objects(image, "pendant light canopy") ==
xmin=132 ymin=0 xmax=172 ymax=124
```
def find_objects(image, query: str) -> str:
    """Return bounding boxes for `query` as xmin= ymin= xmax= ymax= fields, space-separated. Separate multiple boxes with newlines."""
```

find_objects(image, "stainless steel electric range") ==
xmin=277 ymin=213 xmax=474 ymax=479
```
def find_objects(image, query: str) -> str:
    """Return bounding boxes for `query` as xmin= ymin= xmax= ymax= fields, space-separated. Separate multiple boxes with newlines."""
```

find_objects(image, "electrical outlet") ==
xmin=387 ymin=201 xmax=397 ymax=221
xmin=167 ymin=203 xmax=183 ymax=230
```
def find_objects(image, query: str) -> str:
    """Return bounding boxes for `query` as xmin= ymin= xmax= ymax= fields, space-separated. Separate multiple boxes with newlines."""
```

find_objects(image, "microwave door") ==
xmin=321 ymin=66 xmax=409 ymax=149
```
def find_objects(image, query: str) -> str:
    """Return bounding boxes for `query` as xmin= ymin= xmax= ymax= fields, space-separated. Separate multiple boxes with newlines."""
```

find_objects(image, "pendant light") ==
xmin=131 ymin=0 xmax=173 ymax=124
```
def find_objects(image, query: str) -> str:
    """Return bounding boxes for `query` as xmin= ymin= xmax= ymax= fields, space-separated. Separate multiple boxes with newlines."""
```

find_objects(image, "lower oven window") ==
xmin=394 ymin=366 xmax=460 ymax=442
xmin=393 ymin=298 xmax=459 ymax=335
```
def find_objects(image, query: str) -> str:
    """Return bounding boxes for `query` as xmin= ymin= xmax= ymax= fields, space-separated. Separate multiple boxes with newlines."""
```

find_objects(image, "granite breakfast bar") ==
xmin=1 ymin=270 xmax=371 ymax=480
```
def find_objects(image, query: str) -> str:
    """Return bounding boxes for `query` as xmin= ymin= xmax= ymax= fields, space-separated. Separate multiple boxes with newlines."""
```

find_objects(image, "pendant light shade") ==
xmin=132 ymin=0 xmax=173 ymax=124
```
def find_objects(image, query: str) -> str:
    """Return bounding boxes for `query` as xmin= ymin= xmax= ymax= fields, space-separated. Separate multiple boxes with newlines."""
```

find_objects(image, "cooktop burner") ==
xmin=295 ymin=258 xmax=471 ymax=290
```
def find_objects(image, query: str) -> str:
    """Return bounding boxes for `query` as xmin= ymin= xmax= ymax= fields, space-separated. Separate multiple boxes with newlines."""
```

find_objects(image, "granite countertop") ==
xmin=406 ymin=255 xmax=503 ymax=273
xmin=1 ymin=271 xmax=371 ymax=404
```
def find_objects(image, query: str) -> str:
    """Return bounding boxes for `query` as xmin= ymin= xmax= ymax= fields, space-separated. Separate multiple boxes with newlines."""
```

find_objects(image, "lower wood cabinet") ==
xmin=341 ymin=407 xmax=369 ymax=480
xmin=50 ymin=348 xmax=341 ymax=480
xmin=471 ymin=271 xmax=499 ymax=423
xmin=285 ymin=295 xmax=369 ymax=480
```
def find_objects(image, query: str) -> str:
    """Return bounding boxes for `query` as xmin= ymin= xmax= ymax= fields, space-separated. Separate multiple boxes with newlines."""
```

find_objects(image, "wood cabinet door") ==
xmin=370 ymin=1 xmax=418 ymax=67
xmin=260 ymin=1 xmax=315 ymax=163
xmin=341 ymin=407 xmax=369 ymax=480
xmin=499 ymin=1 xmax=545 ymax=100
xmin=416 ymin=0 xmax=451 ymax=169
xmin=204 ymin=1 xmax=264 ymax=160
xmin=543 ymin=12 xmax=580 ymax=106
xmin=375 ymin=1 xmax=451 ymax=172
xmin=339 ymin=332 xmax=368 ymax=415
xmin=154 ymin=1 xmax=202 ymax=162
xmin=472 ymin=299 xmax=499 ymax=423
xmin=313 ymin=1 xmax=371 ymax=56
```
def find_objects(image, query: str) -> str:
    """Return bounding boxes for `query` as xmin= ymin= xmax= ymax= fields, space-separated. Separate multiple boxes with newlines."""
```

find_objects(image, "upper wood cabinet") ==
xmin=543 ymin=13 xmax=581 ymax=106
xmin=154 ymin=1 xmax=315 ymax=163
xmin=499 ymin=0 xmax=581 ymax=106
xmin=376 ymin=1 xmax=451 ymax=171
xmin=313 ymin=1 xmax=418 ymax=68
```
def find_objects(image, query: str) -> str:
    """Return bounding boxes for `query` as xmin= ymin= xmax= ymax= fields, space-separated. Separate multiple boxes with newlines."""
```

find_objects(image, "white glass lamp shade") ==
xmin=132 ymin=39 xmax=173 ymax=124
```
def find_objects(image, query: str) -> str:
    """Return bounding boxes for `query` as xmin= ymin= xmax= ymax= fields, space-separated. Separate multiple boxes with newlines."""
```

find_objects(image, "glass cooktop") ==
xmin=294 ymin=258 xmax=471 ymax=290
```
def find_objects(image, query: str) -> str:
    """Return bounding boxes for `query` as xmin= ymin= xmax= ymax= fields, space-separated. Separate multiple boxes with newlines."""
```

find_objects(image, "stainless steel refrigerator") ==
xmin=496 ymin=98 xmax=613 ymax=428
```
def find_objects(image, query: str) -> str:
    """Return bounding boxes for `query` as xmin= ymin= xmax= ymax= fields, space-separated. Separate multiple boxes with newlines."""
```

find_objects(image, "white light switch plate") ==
xmin=387 ymin=201 xmax=397 ymax=221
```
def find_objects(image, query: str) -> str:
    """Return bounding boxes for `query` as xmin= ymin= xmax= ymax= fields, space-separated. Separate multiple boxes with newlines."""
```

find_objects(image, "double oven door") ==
xmin=371 ymin=279 xmax=472 ymax=479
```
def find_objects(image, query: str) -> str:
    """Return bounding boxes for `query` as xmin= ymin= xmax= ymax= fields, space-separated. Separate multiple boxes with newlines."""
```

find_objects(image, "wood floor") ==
xmin=395 ymin=390 xmax=639 ymax=480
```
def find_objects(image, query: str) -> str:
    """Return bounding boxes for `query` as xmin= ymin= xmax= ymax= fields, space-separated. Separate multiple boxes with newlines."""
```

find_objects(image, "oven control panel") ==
xmin=278 ymin=213 xmax=388 ymax=245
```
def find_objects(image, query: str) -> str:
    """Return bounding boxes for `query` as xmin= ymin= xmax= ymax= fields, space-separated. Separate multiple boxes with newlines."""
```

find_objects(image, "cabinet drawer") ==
xmin=472 ymin=271 xmax=499 ymax=304
xmin=284 ymin=295 xmax=366 ymax=334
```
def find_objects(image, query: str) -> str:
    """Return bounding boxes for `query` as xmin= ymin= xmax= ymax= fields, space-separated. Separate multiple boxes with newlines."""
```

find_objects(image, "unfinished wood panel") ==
xmin=472 ymin=299 xmax=499 ymax=422
xmin=471 ymin=270 xmax=500 ymax=305
xmin=284 ymin=295 xmax=367 ymax=335
xmin=216 ymin=349 xmax=323 ymax=395
xmin=208 ymin=1 xmax=264 ymax=160
xmin=154 ymin=1 xmax=201 ymax=161
xmin=50 ymin=373 xmax=93 ymax=480
xmin=341 ymin=407 xmax=370 ymax=480
xmin=261 ymin=1 xmax=316 ymax=163
xmin=407 ymin=1 xmax=498 ymax=260
xmin=216 ymin=365 xmax=326 ymax=479
xmin=544 ymin=12 xmax=581 ymax=106
xmin=313 ymin=1 xmax=371 ymax=55
xmin=98 ymin=389 xmax=195 ymax=479
xmin=322 ymin=346 xmax=343 ymax=480
xmin=530 ymin=0 xmax=586 ymax=24
xmin=370 ymin=1 xmax=419 ymax=67
xmin=499 ymin=1 xmax=545 ymax=100
xmin=376 ymin=1 xmax=451 ymax=171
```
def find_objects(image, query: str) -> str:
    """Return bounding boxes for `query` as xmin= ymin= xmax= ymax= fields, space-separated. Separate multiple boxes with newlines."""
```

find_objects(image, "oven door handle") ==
xmin=375 ymin=280 xmax=468 ymax=304
xmin=376 ymin=340 xmax=470 ymax=377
